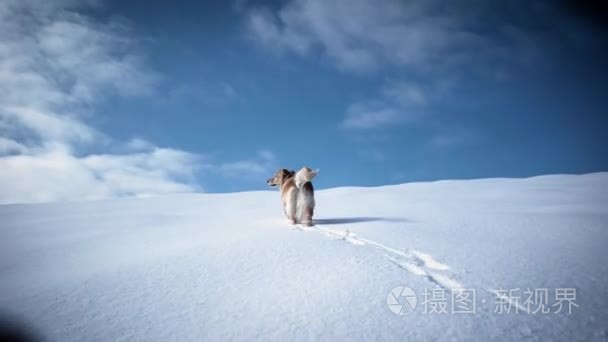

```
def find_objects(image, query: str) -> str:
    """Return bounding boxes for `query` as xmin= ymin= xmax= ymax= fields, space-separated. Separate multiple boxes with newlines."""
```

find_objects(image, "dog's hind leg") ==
xmin=285 ymin=192 xmax=298 ymax=225
xmin=301 ymin=207 xmax=314 ymax=226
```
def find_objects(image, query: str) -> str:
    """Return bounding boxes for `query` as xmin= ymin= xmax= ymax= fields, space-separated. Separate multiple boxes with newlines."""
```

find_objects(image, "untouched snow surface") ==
xmin=1 ymin=173 xmax=607 ymax=341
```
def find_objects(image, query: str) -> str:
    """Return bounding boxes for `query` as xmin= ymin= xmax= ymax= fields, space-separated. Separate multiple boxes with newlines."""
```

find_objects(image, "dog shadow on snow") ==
xmin=314 ymin=217 xmax=411 ymax=225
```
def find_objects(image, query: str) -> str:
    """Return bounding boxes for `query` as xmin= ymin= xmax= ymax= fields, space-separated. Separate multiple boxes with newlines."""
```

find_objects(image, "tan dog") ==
xmin=267 ymin=167 xmax=317 ymax=226
xmin=267 ymin=169 xmax=298 ymax=224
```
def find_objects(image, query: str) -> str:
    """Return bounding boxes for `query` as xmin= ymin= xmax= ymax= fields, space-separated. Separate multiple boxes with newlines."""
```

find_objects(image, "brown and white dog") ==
xmin=267 ymin=167 xmax=317 ymax=226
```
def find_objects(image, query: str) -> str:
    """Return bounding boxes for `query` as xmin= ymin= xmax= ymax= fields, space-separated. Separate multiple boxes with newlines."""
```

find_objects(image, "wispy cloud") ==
xmin=342 ymin=81 xmax=430 ymax=130
xmin=216 ymin=150 xmax=277 ymax=178
xmin=426 ymin=125 xmax=477 ymax=150
xmin=245 ymin=0 xmax=489 ymax=73
xmin=0 ymin=137 xmax=28 ymax=155
xmin=382 ymin=81 xmax=429 ymax=107
xmin=244 ymin=0 xmax=569 ymax=136
xmin=165 ymin=81 xmax=239 ymax=106
xmin=244 ymin=0 xmax=478 ymax=132
xmin=342 ymin=102 xmax=402 ymax=130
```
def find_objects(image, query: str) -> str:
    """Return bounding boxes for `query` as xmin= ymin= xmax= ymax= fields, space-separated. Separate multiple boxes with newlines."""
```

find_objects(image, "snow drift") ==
xmin=1 ymin=173 xmax=607 ymax=341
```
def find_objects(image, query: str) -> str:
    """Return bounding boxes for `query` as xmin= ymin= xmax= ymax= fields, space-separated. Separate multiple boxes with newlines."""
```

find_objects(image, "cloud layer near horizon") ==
xmin=0 ymin=0 xmax=275 ymax=204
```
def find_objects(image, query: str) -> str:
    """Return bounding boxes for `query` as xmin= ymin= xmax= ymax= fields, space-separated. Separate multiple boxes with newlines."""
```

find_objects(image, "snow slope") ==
xmin=1 ymin=173 xmax=607 ymax=341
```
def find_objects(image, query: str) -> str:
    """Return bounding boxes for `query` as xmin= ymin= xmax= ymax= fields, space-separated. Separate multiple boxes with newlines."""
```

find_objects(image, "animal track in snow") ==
xmin=295 ymin=223 xmax=463 ymax=290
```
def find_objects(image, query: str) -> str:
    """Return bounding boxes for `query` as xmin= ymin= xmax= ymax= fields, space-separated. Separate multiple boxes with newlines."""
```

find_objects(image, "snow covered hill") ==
xmin=1 ymin=173 xmax=607 ymax=341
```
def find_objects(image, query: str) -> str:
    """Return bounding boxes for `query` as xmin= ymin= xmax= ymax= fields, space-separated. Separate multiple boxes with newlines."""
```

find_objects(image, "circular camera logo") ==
xmin=387 ymin=286 xmax=417 ymax=315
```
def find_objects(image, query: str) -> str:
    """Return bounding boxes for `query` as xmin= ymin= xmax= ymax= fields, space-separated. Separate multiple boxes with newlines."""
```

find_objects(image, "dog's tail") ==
xmin=295 ymin=168 xmax=319 ymax=189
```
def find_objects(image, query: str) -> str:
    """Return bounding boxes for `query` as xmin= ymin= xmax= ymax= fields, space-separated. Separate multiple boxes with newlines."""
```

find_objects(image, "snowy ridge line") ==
xmin=294 ymin=224 xmax=464 ymax=290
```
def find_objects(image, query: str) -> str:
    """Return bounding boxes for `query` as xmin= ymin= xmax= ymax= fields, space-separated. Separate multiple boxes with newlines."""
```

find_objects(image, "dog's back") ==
xmin=296 ymin=179 xmax=315 ymax=226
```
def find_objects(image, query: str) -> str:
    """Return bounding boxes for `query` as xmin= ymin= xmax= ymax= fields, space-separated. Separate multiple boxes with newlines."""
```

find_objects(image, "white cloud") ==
xmin=427 ymin=127 xmax=476 ymax=149
xmin=382 ymin=81 xmax=428 ymax=107
xmin=125 ymin=138 xmax=156 ymax=152
xmin=0 ymin=146 xmax=201 ymax=204
xmin=0 ymin=137 xmax=28 ymax=155
xmin=0 ymin=1 xmax=203 ymax=204
xmin=257 ymin=149 xmax=276 ymax=161
xmin=244 ymin=0 xmax=479 ymax=130
xmin=81 ymin=148 xmax=201 ymax=196
xmin=216 ymin=150 xmax=277 ymax=178
xmin=245 ymin=0 xmax=485 ymax=73
xmin=1 ymin=106 xmax=97 ymax=144
xmin=343 ymin=102 xmax=402 ymax=130
xmin=243 ymin=0 xmax=541 ymax=134
xmin=342 ymin=81 xmax=430 ymax=130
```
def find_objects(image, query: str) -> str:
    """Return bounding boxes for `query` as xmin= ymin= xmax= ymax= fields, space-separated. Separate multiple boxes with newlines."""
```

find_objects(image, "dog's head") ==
xmin=267 ymin=169 xmax=295 ymax=187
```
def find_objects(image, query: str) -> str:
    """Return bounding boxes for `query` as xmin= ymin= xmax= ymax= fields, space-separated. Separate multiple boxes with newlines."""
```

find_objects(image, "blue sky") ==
xmin=0 ymin=0 xmax=607 ymax=203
